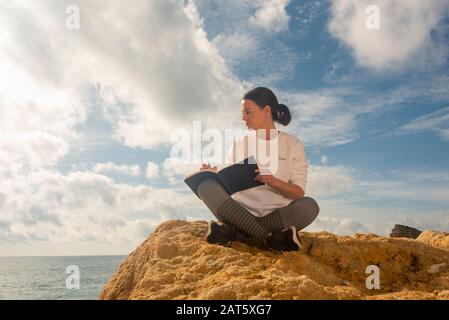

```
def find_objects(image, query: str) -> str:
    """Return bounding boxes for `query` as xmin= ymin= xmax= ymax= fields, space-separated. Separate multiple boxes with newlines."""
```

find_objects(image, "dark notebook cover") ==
xmin=184 ymin=156 xmax=264 ymax=199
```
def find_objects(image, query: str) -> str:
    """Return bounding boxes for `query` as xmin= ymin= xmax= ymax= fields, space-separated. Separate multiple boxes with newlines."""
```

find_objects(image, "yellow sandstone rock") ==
xmin=99 ymin=220 xmax=449 ymax=300
xmin=416 ymin=230 xmax=449 ymax=250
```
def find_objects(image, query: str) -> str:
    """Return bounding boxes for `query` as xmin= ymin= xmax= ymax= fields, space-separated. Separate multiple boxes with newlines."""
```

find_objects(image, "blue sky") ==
xmin=0 ymin=0 xmax=449 ymax=256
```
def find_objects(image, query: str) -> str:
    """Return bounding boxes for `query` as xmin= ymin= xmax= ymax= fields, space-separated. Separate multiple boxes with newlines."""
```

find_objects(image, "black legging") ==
xmin=198 ymin=179 xmax=320 ymax=242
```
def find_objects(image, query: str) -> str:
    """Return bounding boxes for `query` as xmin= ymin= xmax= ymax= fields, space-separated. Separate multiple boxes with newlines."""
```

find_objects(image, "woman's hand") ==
xmin=254 ymin=169 xmax=280 ymax=188
xmin=200 ymin=163 xmax=218 ymax=172
xmin=255 ymin=169 xmax=305 ymax=199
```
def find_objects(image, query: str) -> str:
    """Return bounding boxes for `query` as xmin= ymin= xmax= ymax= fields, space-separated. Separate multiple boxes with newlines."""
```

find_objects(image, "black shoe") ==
xmin=265 ymin=226 xmax=302 ymax=252
xmin=204 ymin=221 xmax=237 ymax=244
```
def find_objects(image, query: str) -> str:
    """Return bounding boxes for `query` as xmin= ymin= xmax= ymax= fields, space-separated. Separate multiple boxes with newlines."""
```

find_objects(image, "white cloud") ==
xmin=392 ymin=106 xmax=449 ymax=141
xmin=0 ymin=0 xmax=246 ymax=152
xmin=93 ymin=162 xmax=141 ymax=177
xmin=214 ymin=36 xmax=301 ymax=84
xmin=309 ymin=163 xmax=449 ymax=206
xmin=0 ymin=0 xmax=251 ymax=255
xmin=328 ymin=0 xmax=449 ymax=71
xmin=249 ymin=0 xmax=291 ymax=33
xmin=211 ymin=32 xmax=258 ymax=66
xmin=162 ymin=158 xmax=200 ymax=185
xmin=302 ymin=163 xmax=449 ymax=235
xmin=354 ymin=175 xmax=449 ymax=204
xmin=295 ymin=0 xmax=330 ymax=34
xmin=307 ymin=164 xmax=356 ymax=197
xmin=196 ymin=0 xmax=299 ymax=84
xmin=0 ymin=168 xmax=200 ymax=255
xmin=320 ymin=155 xmax=328 ymax=164
xmin=1 ymin=161 xmax=448 ymax=255
xmin=83 ymin=0 xmax=245 ymax=148
xmin=307 ymin=216 xmax=369 ymax=235
xmin=279 ymin=76 xmax=449 ymax=148
xmin=145 ymin=162 xmax=159 ymax=179
xmin=306 ymin=204 xmax=449 ymax=237
xmin=281 ymin=88 xmax=360 ymax=147
xmin=0 ymin=58 xmax=85 ymax=173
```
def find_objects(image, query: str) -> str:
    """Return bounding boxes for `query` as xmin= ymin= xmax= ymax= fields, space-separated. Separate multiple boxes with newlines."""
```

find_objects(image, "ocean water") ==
xmin=0 ymin=255 xmax=126 ymax=300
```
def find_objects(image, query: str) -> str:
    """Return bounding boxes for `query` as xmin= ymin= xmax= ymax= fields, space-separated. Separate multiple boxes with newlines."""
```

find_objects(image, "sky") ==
xmin=1 ymin=0 xmax=449 ymax=256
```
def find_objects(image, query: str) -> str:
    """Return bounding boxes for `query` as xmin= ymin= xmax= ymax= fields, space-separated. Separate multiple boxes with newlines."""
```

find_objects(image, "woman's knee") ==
xmin=301 ymin=196 xmax=320 ymax=218
xmin=197 ymin=179 xmax=231 ymax=216
xmin=284 ymin=196 xmax=320 ymax=227
xmin=198 ymin=179 xmax=228 ymax=199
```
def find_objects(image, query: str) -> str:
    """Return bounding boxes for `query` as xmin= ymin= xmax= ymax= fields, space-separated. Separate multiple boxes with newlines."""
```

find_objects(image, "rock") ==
xmin=417 ymin=230 xmax=449 ymax=250
xmin=390 ymin=224 xmax=422 ymax=239
xmin=428 ymin=263 xmax=447 ymax=274
xmin=99 ymin=220 xmax=449 ymax=300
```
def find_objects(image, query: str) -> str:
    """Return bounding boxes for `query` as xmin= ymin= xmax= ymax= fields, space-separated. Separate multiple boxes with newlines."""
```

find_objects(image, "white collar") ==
xmin=255 ymin=129 xmax=281 ymax=141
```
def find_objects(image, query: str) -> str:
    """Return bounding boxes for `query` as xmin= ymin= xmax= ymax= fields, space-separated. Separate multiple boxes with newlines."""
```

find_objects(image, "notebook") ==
xmin=184 ymin=156 xmax=264 ymax=199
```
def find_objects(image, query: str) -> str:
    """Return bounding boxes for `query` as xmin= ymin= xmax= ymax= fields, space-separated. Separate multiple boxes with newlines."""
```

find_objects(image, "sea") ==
xmin=0 ymin=255 xmax=126 ymax=300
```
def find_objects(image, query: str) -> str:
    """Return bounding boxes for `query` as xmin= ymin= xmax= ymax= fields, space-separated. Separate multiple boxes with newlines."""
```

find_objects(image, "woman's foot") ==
xmin=265 ymin=226 xmax=302 ymax=252
xmin=204 ymin=221 xmax=237 ymax=244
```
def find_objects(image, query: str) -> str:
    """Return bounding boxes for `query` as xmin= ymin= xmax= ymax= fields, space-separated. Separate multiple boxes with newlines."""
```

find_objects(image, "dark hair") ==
xmin=242 ymin=87 xmax=292 ymax=126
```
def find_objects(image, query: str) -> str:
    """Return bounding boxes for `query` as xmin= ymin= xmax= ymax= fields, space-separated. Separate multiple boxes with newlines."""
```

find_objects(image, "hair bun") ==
xmin=276 ymin=103 xmax=291 ymax=126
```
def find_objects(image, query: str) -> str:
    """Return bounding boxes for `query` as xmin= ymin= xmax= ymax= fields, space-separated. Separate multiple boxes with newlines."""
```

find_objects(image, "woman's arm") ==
xmin=254 ymin=169 xmax=305 ymax=200
xmin=272 ymin=179 xmax=305 ymax=200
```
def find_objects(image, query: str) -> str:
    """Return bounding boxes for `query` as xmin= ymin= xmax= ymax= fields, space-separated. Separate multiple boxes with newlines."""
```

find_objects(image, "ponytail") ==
xmin=273 ymin=103 xmax=291 ymax=126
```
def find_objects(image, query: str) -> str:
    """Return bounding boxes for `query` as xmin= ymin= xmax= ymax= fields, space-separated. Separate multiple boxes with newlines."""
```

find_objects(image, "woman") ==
xmin=198 ymin=87 xmax=320 ymax=252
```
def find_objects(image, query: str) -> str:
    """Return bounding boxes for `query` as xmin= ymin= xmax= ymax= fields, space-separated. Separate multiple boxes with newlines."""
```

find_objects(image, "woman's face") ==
xmin=240 ymin=99 xmax=270 ymax=130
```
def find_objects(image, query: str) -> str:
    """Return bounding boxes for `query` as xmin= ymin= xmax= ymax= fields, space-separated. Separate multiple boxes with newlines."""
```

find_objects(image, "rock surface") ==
xmin=100 ymin=220 xmax=449 ymax=300
xmin=390 ymin=224 xmax=422 ymax=239
xmin=417 ymin=230 xmax=449 ymax=250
